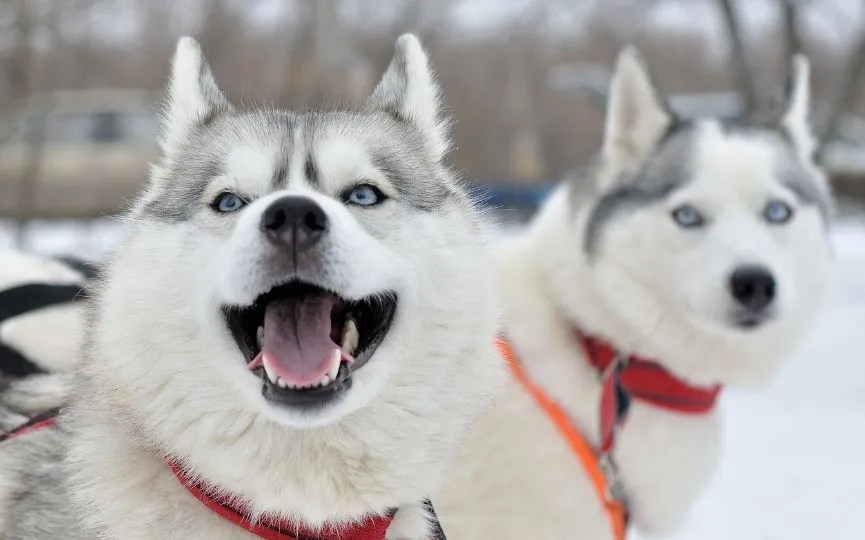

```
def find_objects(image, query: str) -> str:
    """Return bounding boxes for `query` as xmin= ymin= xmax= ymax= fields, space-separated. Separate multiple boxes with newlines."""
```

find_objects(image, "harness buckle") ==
xmin=599 ymin=353 xmax=629 ymax=507
xmin=599 ymin=451 xmax=627 ymax=505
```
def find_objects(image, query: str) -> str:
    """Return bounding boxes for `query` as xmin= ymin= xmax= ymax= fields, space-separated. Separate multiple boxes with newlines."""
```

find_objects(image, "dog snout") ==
xmin=261 ymin=196 xmax=329 ymax=252
xmin=729 ymin=265 xmax=776 ymax=312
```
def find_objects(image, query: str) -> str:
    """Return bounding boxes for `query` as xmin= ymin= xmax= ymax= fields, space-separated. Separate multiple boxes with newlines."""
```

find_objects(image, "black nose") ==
xmin=729 ymin=265 xmax=776 ymax=312
xmin=261 ymin=196 xmax=328 ymax=251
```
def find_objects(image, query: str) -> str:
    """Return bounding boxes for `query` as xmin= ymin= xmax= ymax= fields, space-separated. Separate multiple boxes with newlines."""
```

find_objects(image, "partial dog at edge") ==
xmin=0 ymin=250 xmax=91 ymax=430
xmin=436 ymin=48 xmax=833 ymax=539
xmin=0 ymin=34 xmax=503 ymax=539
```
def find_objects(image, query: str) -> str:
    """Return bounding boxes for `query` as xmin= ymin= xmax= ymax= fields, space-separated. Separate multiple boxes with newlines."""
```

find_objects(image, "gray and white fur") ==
xmin=0 ymin=34 xmax=503 ymax=539
xmin=436 ymin=48 xmax=833 ymax=539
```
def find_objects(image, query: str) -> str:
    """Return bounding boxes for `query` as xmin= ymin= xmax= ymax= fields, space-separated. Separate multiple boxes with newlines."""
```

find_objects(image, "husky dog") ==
xmin=0 ymin=34 xmax=502 ymax=539
xmin=0 ymin=250 xmax=91 ymax=430
xmin=436 ymin=48 xmax=833 ymax=539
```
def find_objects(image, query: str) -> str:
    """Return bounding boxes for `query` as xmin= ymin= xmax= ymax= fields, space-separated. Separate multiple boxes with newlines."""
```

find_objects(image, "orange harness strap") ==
xmin=497 ymin=337 xmax=627 ymax=540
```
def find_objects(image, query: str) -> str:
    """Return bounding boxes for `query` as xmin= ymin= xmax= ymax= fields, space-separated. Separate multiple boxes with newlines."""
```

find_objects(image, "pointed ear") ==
xmin=602 ymin=47 xmax=672 ymax=171
xmin=160 ymin=36 xmax=231 ymax=155
xmin=780 ymin=54 xmax=815 ymax=159
xmin=367 ymin=34 xmax=449 ymax=160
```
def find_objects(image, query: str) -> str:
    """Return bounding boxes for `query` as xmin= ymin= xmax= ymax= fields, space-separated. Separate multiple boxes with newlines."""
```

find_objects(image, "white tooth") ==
xmin=262 ymin=358 xmax=278 ymax=383
xmin=256 ymin=326 xmax=264 ymax=347
xmin=277 ymin=377 xmax=287 ymax=388
xmin=341 ymin=318 xmax=359 ymax=355
xmin=327 ymin=349 xmax=341 ymax=380
xmin=319 ymin=374 xmax=332 ymax=387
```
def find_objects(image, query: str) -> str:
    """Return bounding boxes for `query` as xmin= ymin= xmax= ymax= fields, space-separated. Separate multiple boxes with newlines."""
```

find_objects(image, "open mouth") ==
xmin=223 ymin=282 xmax=398 ymax=408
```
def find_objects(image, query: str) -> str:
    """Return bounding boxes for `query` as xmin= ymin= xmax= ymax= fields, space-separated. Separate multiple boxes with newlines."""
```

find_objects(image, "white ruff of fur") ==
xmin=435 ymin=48 xmax=832 ymax=539
xmin=32 ymin=34 xmax=507 ymax=540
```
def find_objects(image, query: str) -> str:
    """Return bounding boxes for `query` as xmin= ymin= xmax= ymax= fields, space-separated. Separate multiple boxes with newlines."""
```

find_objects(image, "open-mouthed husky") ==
xmin=0 ymin=34 xmax=503 ymax=539
xmin=435 ymin=48 xmax=833 ymax=539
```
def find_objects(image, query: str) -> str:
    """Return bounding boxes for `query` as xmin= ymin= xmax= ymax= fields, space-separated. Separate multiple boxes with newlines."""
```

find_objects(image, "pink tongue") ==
xmin=259 ymin=294 xmax=341 ymax=385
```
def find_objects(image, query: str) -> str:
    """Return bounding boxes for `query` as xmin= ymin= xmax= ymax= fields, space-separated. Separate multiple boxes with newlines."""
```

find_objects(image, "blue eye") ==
xmin=345 ymin=184 xmax=384 ymax=207
xmin=671 ymin=204 xmax=705 ymax=228
xmin=763 ymin=200 xmax=793 ymax=224
xmin=213 ymin=192 xmax=246 ymax=213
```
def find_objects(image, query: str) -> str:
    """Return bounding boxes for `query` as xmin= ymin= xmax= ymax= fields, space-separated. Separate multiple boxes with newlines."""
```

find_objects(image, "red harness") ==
xmin=1 ymin=410 xmax=398 ymax=540
xmin=166 ymin=460 xmax=394 ymax=540
xmin=501 ymin=332 xmax=722 ymax=538
xmin=579 ymin=333 xmax=722 ymax=456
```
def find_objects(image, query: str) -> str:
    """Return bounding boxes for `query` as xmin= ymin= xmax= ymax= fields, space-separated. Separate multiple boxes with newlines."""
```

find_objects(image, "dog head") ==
xmin=565 ymin=48 xmax=832 ymax=385
xmin=92 ymin=35 xmax=498 ymax=440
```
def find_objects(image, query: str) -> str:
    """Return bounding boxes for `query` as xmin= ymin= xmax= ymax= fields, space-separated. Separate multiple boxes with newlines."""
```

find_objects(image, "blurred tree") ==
xmin=715 ymin=0 xmax=760 ymax=114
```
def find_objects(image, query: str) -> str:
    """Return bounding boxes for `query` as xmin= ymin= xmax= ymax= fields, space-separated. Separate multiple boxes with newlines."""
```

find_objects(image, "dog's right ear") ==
xmin=160 ymin=37 xmax=232 ymax=155
xmin=780 ymin=54 xmax=816 ymax=160
xmin=601 ymin=47 xmax=672 ymax=173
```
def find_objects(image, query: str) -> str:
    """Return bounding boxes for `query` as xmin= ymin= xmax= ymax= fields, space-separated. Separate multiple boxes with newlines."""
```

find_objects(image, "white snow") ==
xmin=2 ymin=214 xmax=864 ymax=539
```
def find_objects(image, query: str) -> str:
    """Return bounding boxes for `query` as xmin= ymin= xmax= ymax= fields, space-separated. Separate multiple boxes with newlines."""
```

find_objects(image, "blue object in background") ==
xmin=469 ymin=181 xmax=555 ymax=223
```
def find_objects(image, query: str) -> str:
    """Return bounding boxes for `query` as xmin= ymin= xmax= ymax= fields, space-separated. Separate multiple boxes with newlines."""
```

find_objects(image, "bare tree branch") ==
xmin=8 ymin=0 xmax=40 ymax=247
xmin=817 ymin=30 xmax=865 ymax=163
xmin=715 ymin=0 xmax=760 ymax=115
xmin=780 ymin=0 xmax=804 ymax=60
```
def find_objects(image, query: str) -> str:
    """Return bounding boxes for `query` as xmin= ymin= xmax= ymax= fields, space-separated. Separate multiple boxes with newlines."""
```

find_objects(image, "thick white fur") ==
xmin=436 ymin=50 xmax=832 ymax=538
xmin=0 ymin=35 xmax=504 ymax=539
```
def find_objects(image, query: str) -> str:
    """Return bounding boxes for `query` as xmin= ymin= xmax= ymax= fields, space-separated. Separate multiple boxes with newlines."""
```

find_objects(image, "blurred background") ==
xmin=0 ymin=0 xmax=864 ymax=256
xmin=0 ymin=2 xmax=863 ymax=538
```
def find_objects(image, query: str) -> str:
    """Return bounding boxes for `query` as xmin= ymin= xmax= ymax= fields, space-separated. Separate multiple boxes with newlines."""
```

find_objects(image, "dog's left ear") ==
xmin=367 ymin=34 xmax=450 ymax=161
xmin=160 ymin=37 xmax=233 ymax=156
xmin=780 ymin=54 xmax=815 ymax=160
xmin=601 ymin=47 xmax=673 ymax=174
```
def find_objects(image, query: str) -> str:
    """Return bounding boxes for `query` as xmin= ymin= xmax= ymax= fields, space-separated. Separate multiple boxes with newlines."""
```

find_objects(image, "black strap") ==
xmin=423 ymin=499 xmax=447 ymax=540
xmin=55 ymin=257 xmax=99 ymax=281
xmin=0 ymin=342 xmax=44 ymax=377
xmin=0 ymin=283 xmax=87 ymax=325
xmin=0 ymin=282 xmax=87 ymax=377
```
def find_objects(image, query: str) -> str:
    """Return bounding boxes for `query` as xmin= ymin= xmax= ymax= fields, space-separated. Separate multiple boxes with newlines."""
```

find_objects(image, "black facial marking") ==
xmin=775 ymin=148 xmax=832 ymax=223
xmin=141 ymin=158 xmax=225 ymax=222
xmin=272 ymin=164 xmax=287 ymax=189
xmin=583 ymin=128 xmax=695 ymax=256
xmin=304 ymin=154 xmax=318 ymax=186
xmin=370 ymin=153 xmax=450 ymax=211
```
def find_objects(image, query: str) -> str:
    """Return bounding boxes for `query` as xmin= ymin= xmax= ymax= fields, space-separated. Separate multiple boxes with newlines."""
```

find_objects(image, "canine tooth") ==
xmin=327 ymin=349 xmax=341 ymax=380
xmin=341 ymin=318 xmax=359 ymax=355
xmin=319 ymin=374 xmax=332 ymax=387
xmin=276 ymin=377 xmax=287 ymax=388
xmin=262 ymin=358 xmax=278 ymax=383
xmin=256 ymin=326 xmax=264 ymax=347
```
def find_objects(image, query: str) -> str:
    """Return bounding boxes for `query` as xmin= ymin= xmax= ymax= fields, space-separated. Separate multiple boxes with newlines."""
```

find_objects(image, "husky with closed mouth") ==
xmin=436 ymin=48 xmax=833 ymax=539
xmin=0 ymin=34 xmax=503 ymax=539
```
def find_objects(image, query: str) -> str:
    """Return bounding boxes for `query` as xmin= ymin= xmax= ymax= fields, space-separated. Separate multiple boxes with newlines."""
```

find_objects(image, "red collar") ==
xmin=167 ymin=460 xmax=395 ymax=540
xmin=577 ymin=333 xmax=722 ymax=454
xmin=0 ymin=410 xmax=399 ymax=540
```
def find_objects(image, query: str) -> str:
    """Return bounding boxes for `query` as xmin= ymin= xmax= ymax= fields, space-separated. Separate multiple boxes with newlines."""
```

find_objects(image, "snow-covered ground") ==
xmin=2 ymin=215 xmax=864 ymax=539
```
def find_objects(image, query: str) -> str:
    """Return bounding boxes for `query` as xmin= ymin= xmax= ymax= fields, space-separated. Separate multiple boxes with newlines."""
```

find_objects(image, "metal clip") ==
xmin=601 ymin=352 xmax=628 ymax=381
xmin=599 ymin=452 xmax=627 ymax=505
